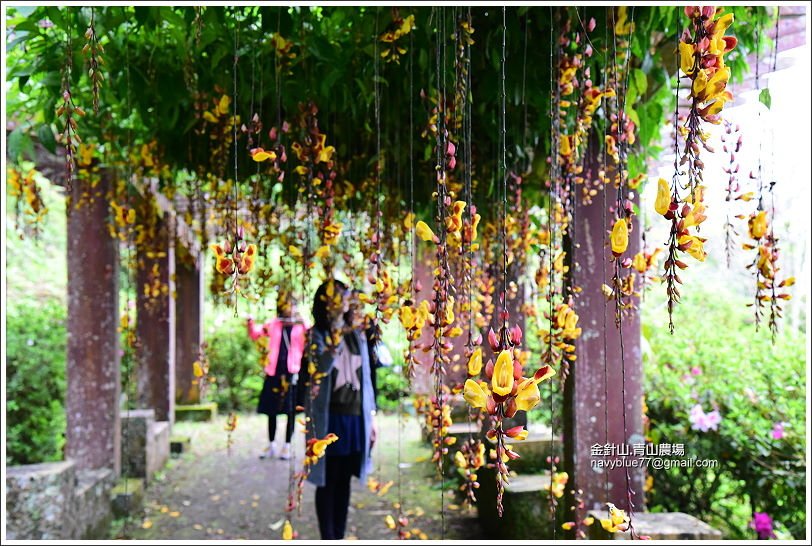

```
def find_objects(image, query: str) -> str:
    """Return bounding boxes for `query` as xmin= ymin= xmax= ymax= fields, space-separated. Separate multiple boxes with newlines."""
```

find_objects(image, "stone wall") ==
xmin=5 ymin=460 xmax=114 ymax=540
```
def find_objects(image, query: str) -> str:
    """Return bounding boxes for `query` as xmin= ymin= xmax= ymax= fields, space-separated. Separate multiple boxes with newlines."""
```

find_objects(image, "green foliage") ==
xmin=759 ymin=88 xmax=772 ymax=110
xmin=5 ymin=301 xmax=68 ymax=465
xmin=375 ymin=365 xmax=409 ymax=413
xmin=4 ymin=6 xmax=773 ymax=216
xmin=643 ymin=281 xmax=806 ymax=539
xmin=204 ymin=313 xmax=264 ymax=412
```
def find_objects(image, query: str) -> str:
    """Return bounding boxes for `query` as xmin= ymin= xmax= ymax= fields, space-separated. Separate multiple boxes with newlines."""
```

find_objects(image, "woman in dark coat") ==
xmin=306 ymin=279 xmax=378 ymax=540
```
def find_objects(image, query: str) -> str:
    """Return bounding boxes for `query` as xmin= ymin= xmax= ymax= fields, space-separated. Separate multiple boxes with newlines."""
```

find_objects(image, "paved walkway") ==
xmin=113 ymin=412 xmax=482 ymax=540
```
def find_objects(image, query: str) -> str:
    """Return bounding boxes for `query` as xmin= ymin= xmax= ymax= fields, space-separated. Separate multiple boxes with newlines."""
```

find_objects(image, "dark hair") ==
xmin=312 ymin=278 xmax=349 ymax=333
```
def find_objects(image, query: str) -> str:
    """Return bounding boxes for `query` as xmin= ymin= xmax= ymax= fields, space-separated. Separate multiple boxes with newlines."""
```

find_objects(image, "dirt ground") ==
xmin=111 ymin=412 xmax=483 ymax=541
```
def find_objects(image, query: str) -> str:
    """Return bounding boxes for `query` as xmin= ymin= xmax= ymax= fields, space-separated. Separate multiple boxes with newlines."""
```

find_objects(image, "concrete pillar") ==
xmin=66 ymin=171 xmax=121 ymax=474
xmin=135 ymin=203 xmax=176 ymax=423
xmin=563 ymin=180 xmax=645 ymax=520
xmin=174 ymin=248 xmax=203 ymax=404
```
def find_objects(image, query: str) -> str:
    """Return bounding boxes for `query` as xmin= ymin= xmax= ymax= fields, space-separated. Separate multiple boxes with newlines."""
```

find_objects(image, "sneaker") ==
xmin=260 ymin=443 xmax=277 ymax=459
xmin=279 ymin=443 xmax=291 ymax=460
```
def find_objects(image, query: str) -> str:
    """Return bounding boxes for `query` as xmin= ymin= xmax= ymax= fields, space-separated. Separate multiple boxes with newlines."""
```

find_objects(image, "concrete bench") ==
xmin=175 ymin=402 xmax=217 ymax=422
xmin=587 ymin=510 xmax=723 ymax=540
xmin=121 ymin=409 xmax=170 ymax=483
xmin=5 ymin=460 xmax=114 ymax=539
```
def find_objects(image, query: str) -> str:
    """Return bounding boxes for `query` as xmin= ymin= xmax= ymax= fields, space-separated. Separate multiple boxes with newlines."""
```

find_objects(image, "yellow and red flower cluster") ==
xmin=656 ymin=179 xmax=708 ymax=263
xmin=463 ymin=349 xmax=555 ymax=416
xmin=379 ymin=13 xmax=415 ymax=64
xmin=454 ymin=437 xmax=486 ymax=505
xmin=426 ymin=396 xmax=456 ymax=463
xmin=304 ymin=433 xmax=339 ymax=466
xmin=211 ymin=238 xmax=257 ymax=277
xmin=462 ymin=321 xmax=555 ymax=515
xmin=743 ymin=209 xmax=795 ymax=336
xmin=679 ymin=7 xmax=737 ymax=123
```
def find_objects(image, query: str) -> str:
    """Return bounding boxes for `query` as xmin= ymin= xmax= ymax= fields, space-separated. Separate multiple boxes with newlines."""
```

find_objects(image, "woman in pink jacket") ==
xmin=247 ymin=293 xmax=306 ymax=460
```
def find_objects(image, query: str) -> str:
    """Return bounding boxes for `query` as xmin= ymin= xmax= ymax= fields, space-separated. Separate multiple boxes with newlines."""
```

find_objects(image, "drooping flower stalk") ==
xmin=58 ymin=14 xmax=84 ymax=193
xmin=453 ymin=9 xmax=484 ymax=507
xmin=83 ymin=8 xmax=104 ymax=114
xmin=721 ymin=120 xmax=742 ymax=267
xmin=663 ymin=6 xmax=737 ymax=331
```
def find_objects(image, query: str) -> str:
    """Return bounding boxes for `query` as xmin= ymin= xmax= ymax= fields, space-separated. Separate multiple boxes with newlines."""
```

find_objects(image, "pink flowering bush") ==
xmin=688 ymin=404 xmax=722 ymax=432
xmin=643 ymin=285 xmax=805 ymax=539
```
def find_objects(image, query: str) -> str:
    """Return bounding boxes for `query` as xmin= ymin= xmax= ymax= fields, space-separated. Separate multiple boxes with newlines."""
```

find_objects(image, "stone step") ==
xmin=174 ymin=402 xmax=217 ymax=422
xmin=111 ymin=478 xmax=145 ymax=518
xmin=476 ymin=467 xmax=556 ymax=539
xmin=587 ymin=510 xmax=723 ymax=540
xmin=170 ymin=435 xmax=192 ymax=456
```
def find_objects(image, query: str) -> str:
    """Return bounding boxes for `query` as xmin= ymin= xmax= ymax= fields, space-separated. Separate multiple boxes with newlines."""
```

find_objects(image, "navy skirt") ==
xmin=257 ymin=373 xmax=295 ymax=416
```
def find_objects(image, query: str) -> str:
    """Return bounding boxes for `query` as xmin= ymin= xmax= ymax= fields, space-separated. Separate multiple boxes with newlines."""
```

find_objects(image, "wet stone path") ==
xmin=112 ymin=412 xmax=482 ymax=541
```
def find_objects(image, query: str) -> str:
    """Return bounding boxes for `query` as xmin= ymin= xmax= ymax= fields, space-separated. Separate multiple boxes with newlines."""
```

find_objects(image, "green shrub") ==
xmin=205 ymin=314 xmax=264 ymax=412
xmin=643 ymin=281 xmax=806 ymax=539
xmin=6 ymin=300 xmax=67 ymax=465
xmin=375 ymin=364 xmax=410 ymax=412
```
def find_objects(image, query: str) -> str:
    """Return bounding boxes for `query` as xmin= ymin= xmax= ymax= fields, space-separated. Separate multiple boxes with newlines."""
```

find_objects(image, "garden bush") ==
xmin=643 ymin=282 xmax=806 ymax=539
xmin=6 ymin=300 xmax=67 ymax=465
xmin=375 ymin=364 xmax=410 ymax=413
xmin=204 ymin=313 xmax=264 ymax=412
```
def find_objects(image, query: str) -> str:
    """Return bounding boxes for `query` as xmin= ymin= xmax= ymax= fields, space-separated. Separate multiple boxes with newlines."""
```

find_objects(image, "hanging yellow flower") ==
xmin=679 ymin=234 xmax=707 ymax=262
xmin=403 ymin=212 xmax=415 ymax=229
xmin=445 ymin=201 xmax=466 ymax=233
xmin=654 ymin=178 xmax=671 ymax=216
xmin=748 ymin=210 xmax=768 ymax=240
xmin=463 ymin=379 xmax=489 ymax=409
xmin=491 ymin=350 xmax=515 ymax=396
xmin=679 ymin=42 xmax=696 ymax=76
xmin=614 ymin=6 xmax=635 ymax=35
xmin=467 ymin=347 xmax=483 ymax=376
xmin=251 ymin=147 xmax=277 ymax=162
xmin=514 ymin=378 xmax=540 ymax=412
xmin=682 ymin=202 xmax=706 ymax=229
xmin=610 ymin=218 xmax=629 ymax=256
xmin=415 ymin=221 xmax=436 ymax=242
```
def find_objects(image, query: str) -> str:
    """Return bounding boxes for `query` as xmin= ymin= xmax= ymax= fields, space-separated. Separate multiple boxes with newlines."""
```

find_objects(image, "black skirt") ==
xmin=257 ymin=373 xmax=295 ymax=416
